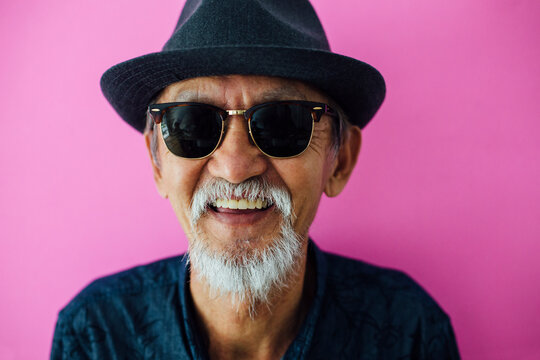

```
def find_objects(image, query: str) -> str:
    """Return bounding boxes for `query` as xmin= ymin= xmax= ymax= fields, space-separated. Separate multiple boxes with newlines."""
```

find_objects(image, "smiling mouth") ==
xmin=208 ymin=198 xmax=274 ymax=216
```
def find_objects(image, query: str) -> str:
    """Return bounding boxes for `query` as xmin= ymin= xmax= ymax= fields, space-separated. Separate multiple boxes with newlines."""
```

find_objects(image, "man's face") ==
xmin=146 ymin=75 xmax=354 ymax=259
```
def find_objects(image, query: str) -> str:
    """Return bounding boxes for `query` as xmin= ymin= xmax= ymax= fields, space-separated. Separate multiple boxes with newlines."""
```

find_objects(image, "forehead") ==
xmin=156 ymin=75 xmax=330 ymax=105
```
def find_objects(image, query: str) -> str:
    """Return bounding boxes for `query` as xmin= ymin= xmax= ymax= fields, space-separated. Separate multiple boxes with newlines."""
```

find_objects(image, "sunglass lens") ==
xmin=161 ymin=105 xmax=223 ymax=158
xmin=250 ymin=104 xmax=313 ymax=157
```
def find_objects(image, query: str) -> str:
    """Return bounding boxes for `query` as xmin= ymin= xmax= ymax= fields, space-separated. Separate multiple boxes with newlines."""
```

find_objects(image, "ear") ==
xmin=144 ymin=129 xmax=168 ymax=199
xmin=324 ymin=126 xmax=362 ymax=197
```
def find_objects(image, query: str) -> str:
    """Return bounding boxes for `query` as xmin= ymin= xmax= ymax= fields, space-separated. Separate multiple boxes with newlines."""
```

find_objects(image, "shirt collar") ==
xmin=178 ymin=239 xmax=328 ymax=360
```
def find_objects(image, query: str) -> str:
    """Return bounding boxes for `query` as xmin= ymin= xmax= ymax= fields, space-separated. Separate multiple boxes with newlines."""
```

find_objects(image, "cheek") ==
xmin=271 ymin=156 xmax=330 ymax=235
xmin=161 ymin=155 xmax=206 ymax=229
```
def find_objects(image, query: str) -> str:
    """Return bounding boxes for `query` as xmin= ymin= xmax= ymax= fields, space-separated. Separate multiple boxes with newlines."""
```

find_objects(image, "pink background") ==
xmin=1 ymin=0 xmax=539 ymax=358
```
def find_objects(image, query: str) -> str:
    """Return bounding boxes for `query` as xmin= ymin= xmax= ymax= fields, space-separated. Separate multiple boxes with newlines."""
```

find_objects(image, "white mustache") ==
xmin=189 ymin=177 xmax=293 ymax=226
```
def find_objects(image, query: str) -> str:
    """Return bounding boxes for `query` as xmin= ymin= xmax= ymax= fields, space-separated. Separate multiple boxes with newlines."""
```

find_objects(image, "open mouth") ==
xmin=208 ymin=198 xmax=274 ymax=216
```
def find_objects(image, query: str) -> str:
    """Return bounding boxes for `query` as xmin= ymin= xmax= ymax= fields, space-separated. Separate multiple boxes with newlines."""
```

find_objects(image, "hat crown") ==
xmin=163 ymin=0 xmax=330 ymax=51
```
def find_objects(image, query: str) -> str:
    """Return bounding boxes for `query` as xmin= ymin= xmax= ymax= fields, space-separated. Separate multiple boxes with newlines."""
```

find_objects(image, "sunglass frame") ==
xmin=147 ymin=100 xmax=339 ymax=159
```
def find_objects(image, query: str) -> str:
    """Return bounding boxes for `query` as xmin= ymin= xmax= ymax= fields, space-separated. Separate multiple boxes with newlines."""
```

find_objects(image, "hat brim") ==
xmin=100 ymin=46 xmax=385 ymax=132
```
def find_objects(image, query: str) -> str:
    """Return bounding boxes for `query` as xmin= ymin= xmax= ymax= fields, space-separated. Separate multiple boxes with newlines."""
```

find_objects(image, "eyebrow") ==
xmin=258 ymin=86 xmax=306 ymax=101
xmin=172 ymin=86 xmax=306 ymax=104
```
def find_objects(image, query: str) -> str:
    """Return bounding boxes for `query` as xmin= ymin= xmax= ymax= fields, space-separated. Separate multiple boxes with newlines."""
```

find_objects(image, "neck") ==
xmin=189 ymin=241 xmax=315 ymax=360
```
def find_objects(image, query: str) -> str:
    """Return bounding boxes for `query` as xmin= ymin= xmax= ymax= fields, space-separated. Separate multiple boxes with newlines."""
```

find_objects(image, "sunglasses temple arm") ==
xmin=324 ymin=105 xmax=341 ymax=146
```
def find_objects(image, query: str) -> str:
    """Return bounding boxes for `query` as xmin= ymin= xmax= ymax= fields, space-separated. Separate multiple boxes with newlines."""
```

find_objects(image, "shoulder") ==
xmin=51 ymin=255 xmax=188 ymax=358
xmin=323 ymin=251 xmax=446 ymax=316
xmin=311 ymin=250 xmax=460 ymax=358
xmin=58 ymin=254 xmax=186 ymax=321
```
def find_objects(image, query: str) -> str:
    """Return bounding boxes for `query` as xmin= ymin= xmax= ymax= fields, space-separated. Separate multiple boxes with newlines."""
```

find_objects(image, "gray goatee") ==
xmin=187 ymin=177 xmax=303 ymax=314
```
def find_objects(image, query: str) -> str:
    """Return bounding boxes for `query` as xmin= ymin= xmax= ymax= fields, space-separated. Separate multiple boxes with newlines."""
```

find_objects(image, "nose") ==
xmin=207 ymin=115 xmax=268 ymax=184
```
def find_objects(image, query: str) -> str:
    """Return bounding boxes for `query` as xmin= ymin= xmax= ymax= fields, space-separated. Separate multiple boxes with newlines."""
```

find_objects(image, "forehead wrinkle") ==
xmin=163 ymin=78 xmax=311 ymax=107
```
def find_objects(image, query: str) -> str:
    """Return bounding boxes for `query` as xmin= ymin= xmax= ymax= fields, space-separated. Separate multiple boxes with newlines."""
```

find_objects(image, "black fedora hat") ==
xmin=100 ymin=0 xmax=385 ymax=133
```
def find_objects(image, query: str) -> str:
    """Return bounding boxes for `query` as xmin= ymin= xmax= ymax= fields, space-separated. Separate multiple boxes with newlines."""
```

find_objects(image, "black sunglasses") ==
xmin=147 ymin=101 xmax=339 ymax=159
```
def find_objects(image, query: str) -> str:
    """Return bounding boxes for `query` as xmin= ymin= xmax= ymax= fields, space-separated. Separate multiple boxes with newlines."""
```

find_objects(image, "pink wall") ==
xmin=1 ymin=0 xmax=539 ymax=358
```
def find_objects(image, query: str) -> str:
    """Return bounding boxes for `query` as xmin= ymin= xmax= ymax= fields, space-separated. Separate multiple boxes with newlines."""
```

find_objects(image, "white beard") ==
xmin=187 ymin=178 xmax=303 ymax=315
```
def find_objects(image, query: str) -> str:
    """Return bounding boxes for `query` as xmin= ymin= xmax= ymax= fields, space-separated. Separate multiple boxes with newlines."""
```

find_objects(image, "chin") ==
xmin=187 ymin=217 xmax=304 ymax=314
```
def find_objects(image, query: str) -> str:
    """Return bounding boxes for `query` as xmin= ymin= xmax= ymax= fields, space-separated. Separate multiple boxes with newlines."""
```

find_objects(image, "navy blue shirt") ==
xmin=51 ymin=241 xmax=460 ymax=359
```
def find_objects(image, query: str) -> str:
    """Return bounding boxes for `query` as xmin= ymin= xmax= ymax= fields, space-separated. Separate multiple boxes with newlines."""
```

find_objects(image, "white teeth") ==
xmin=213 ymin=198 xmax=270 ymax=210
xmin=238 ymin=199 xmax=248 ymax=209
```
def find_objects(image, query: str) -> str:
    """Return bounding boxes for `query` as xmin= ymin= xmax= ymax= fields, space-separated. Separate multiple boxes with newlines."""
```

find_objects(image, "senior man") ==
xmin=52 ymin=0 xmax=460 ymax=359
